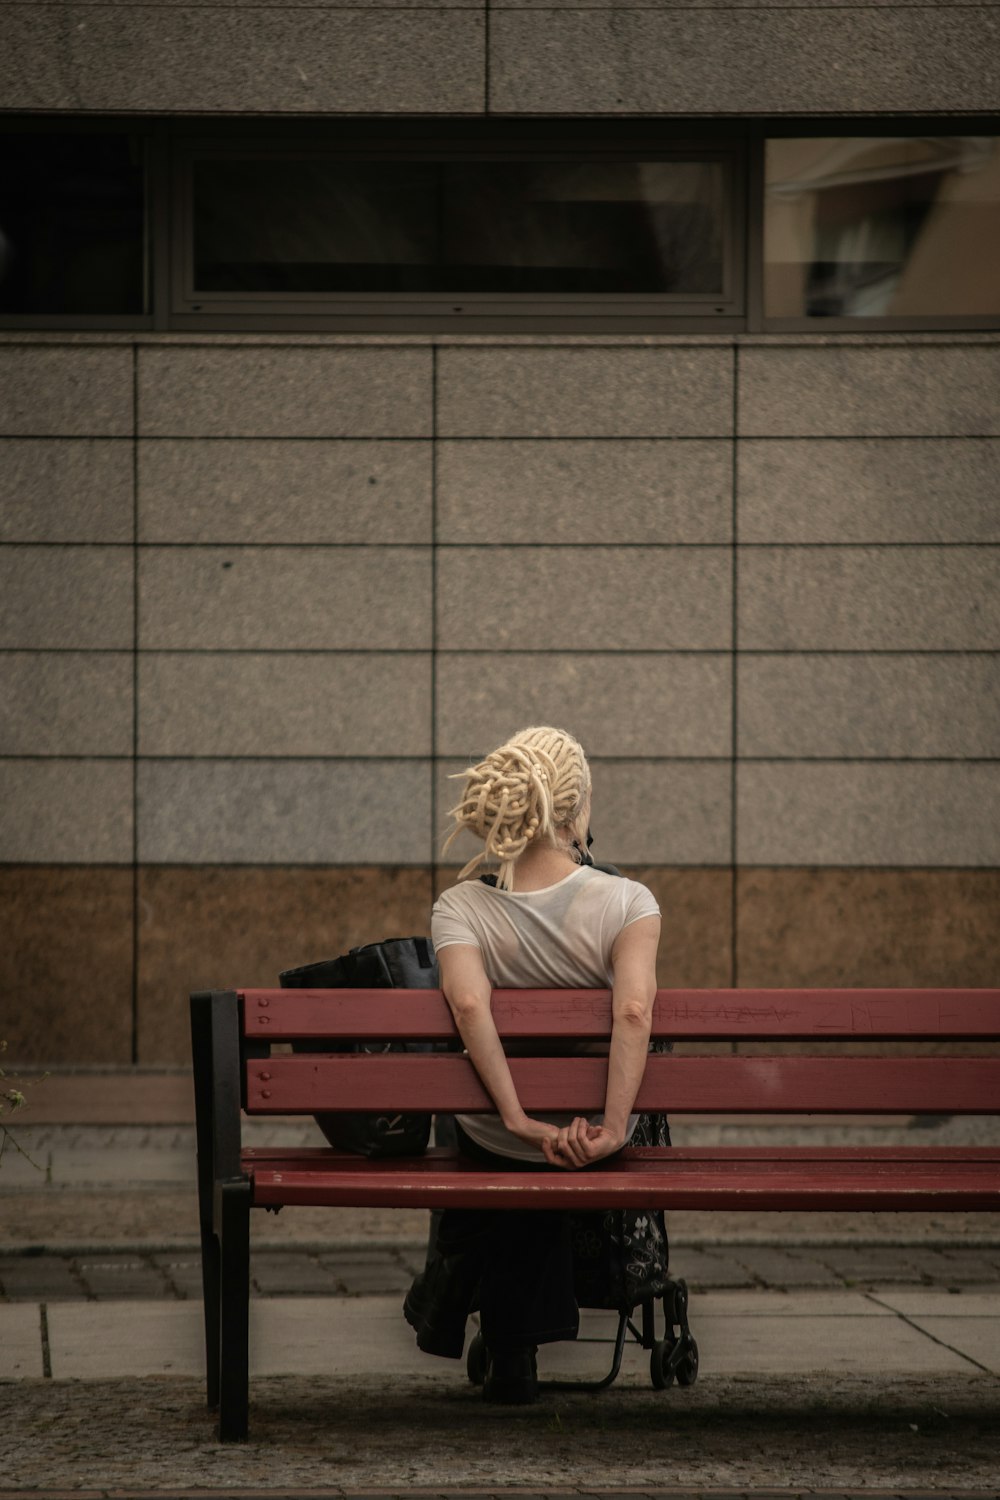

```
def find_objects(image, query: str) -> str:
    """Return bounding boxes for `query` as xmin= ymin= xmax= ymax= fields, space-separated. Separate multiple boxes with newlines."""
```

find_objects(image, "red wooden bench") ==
xmin=190 ymin=985 xmax=1000 ymax=1441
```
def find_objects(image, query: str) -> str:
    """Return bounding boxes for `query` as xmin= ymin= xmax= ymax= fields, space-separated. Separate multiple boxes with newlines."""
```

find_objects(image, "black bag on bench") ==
xmin=279 ymin=936 xmax=444 ymax=1159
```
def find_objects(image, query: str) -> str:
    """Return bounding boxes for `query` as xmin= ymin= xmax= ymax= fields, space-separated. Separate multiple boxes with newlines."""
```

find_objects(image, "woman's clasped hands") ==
xmin=511 ymin=1113 xmax=623 ymax=1169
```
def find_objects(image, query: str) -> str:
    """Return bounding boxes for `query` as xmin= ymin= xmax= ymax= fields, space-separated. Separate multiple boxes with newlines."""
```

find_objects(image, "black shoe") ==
xmin=403 ymin=1260 xmax=474 ymax=1360
xmin=483 ymin=1344 xmax=539 ymax=1404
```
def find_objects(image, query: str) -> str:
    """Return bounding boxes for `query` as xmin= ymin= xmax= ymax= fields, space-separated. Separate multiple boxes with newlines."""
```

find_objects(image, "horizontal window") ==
xmin=764 ymin=136 xmax=1000 ymax=319
xmin=191 ymin=155 xmax=729 ymax=299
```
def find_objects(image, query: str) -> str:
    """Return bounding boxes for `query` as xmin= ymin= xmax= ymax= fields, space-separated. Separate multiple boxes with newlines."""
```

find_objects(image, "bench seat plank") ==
xmin=241 ymin=987 xmax=1000 ymax=1041
xmin=242 ymin=1144 xmax=1000 ymax=1167
xmin=246 ymin=1148 xmax=1000 ymax=1213
xmin=246 ymin=1054 xmax=1000 ymax=1115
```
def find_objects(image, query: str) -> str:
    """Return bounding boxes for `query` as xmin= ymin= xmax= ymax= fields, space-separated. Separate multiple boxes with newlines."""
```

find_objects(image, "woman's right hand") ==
xmin=550 ymin=1116 xmax=624 ymax=1168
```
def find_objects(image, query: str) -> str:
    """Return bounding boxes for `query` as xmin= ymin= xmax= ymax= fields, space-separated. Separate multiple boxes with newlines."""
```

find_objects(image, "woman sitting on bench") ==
xmin=403 ymin=724 xmax=661 ymax=1403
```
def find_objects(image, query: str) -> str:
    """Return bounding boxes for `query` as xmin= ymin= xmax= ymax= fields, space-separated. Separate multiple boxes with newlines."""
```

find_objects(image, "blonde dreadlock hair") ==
xmin=441 ymin=725 xmax=592 ymax=894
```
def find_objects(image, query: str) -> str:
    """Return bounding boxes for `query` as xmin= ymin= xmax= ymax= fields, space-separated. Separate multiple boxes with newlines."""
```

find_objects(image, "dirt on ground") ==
xmin=3 ymin=1373 xmax=998 ymax=1493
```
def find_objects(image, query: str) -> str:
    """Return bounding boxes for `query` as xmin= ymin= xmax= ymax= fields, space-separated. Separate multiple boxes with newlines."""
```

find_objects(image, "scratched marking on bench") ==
xmin=660 ymin=1004 xmax=800 ymax=1023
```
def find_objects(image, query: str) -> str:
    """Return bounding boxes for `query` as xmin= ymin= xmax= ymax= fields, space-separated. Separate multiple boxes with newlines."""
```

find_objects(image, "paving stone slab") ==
xmin=332 ymin=1270 xmax=413 ymax=1296
xmin=676 ymin=1312 xmax=977 ymax=1377
xmin=669 ymin=1248 xmax=757 ymax=1289
xmin=0 ymin=1255 xmax=86 ymax=1300
xmin=870 ymin=1289 xmax=1000 ymax=1318
xmin=0 ymin=1302 xmax=44 ymax=1377
xmin=904 ymin=1249 xmax=1000 ymax=1282
xmin=898 ymin=1316 xmax=1000 ymax=1375
xmin=150 ymin=1254 xmax=205 ymax=1298
xmin=250 ymin=1254 xmax=342 ymax=1296
xmin=725 ymin=1247 xmax=843 ymax=1287
xmin=813 ymin=1247 xmax=929 ymax=1282
xmin=690 ymin=1291 xmax=889 ymax=1318
xmin=76 ymin=1258 xmax=175 ymax=1299
xmin=46 ymin=1299 xmax=206 ymax=1378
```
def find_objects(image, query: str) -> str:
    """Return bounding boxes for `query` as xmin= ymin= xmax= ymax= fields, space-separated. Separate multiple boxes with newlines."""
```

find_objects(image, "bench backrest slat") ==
xmin=241 ymin=988 xmax=1000 ymax=1042
xmin=245 ymin=1054 xmax=1000 ymax=1116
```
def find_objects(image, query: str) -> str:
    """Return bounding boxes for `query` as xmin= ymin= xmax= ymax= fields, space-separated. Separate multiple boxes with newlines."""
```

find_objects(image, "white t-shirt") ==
xmin=431 ymin=864 xmax=660 ymax=1161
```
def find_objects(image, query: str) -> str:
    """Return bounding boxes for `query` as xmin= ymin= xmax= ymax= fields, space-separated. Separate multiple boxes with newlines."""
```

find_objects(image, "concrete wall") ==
xmin=1 ymin=331 xmax=998 ymax=1063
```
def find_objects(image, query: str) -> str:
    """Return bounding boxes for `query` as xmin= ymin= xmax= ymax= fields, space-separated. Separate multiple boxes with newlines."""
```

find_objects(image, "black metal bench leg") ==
xmin=218 ymin=1178 xmax=252 ymax=1442
xmin=190 ymin=991 xmax=226 ymax=1412
xmin=201 ymin=1228 xmax=222 ymax=1409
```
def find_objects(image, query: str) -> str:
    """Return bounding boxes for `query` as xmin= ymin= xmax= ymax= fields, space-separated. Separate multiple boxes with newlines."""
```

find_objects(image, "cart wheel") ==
xmin=467 ymin=1330 xmax=487 ymax=1386
xmin=649 ymin=1338 xmax=676 ymax=1390
xmin=676 ymin=1338 xmax=699 ymax=1387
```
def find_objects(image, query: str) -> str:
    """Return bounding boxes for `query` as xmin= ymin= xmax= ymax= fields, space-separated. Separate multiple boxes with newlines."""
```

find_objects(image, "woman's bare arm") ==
xmin=436 ymin=943 xmax=575 ymax=1165
xmin=554 ymin=913 xmax=660 ymax=1168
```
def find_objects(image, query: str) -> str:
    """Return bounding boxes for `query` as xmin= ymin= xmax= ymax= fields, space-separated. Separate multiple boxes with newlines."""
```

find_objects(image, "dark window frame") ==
xmin=1 ymin=115 xmax=999 ymax=334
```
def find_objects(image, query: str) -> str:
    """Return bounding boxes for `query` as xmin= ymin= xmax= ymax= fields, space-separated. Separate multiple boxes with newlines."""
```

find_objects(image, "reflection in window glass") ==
xmin=764 ymin=137 xmax=1000 ymax=317
xmin=0 ymin=133 xmax=146 ymax=314
xmin=192 ymin=158 xmax=726 ymax=296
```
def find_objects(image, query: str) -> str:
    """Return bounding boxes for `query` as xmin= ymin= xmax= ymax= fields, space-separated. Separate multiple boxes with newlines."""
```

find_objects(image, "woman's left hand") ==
xmin=542 ymin=1116 xmax=623 ymax=1170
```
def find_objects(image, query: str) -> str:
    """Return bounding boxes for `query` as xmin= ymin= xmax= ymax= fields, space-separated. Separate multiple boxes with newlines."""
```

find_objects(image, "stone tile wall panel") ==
xmin=137 ymin=348 xmax=432 ymax=438
xmin=138 ymin=545 xmax=431 ymax=650
xmin=137 ymin=758 xmax=431 ymax=863
xmin=0 ymin=867 xmax=133 ymax=1063
xmin=738 ymin=547 xmax=1000 ymax=651
xmin=738 ymin=438 xmax=1000 ymax=544
xmin=437 ymin=439 xmax=731 ymax=544
xmin=436 ymin=651 xmax=731 ymax=758
xmin=0 ymin=653 xmax=133 ymax=756
xmin=438 ymin=348 xmax=733 ymax=437
xmin=738 ymin=347 xmax=1000 ymax=438
xmin=0 ymin=546 xmax=133 ymax=650
xmin=138 ymin=439 xmax=432 ymax=544
xmin=737 ymin=869 xmax=1000 ymax=988
xmin=138 ymin=652 xmax=432 ymax=757
xmin=0 ymin=347 xmax=133 ymax=437
xmin=0 ymin=439 xmax=134 ymax=543
xmin=0 ymin=761 xmax=133 ymax=863
xmin=438 ymin=546 xmax=731 ymax=650
xmin=738 ymin=762 xmax=1000 ymax=866
xmin=739 ymin=655 xmax=1000 ymax=759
